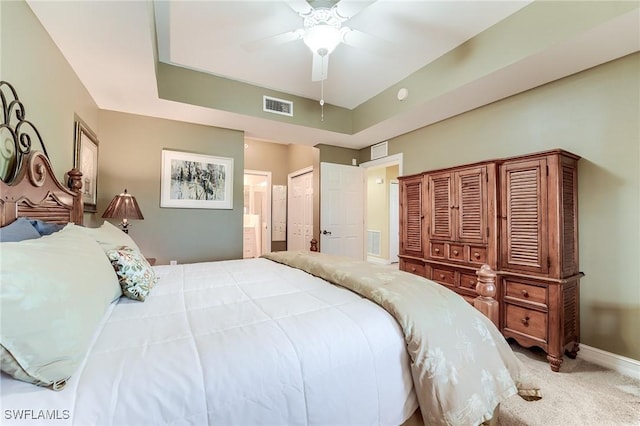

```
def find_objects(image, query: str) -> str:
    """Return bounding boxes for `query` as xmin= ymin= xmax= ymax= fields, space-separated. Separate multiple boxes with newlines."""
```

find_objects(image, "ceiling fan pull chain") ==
xmin=320 ymin=54 xmax=326 ymax=122
xmin=320 ymin=77 xmax=325 ymax=122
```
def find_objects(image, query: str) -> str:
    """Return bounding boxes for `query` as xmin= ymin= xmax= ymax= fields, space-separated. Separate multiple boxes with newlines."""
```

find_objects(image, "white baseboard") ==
xmin=367 ymin=256 xmax=390 ymax=265
xmin=578 ymin=344 xmax=640 ymax=380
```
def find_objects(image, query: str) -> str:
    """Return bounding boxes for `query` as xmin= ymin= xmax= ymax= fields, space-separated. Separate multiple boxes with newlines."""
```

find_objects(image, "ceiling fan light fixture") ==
xmin=303 ymin=24 xmax=342 ymax=56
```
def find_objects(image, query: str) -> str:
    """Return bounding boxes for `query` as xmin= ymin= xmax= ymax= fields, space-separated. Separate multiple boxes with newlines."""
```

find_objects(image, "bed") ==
xmin=0 ymin=81 xmax=539 ymax=426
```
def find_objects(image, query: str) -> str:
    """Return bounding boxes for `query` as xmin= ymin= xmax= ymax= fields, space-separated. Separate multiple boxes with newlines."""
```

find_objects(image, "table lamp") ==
xmin=102 ymin=189 xmax=144 ymax=233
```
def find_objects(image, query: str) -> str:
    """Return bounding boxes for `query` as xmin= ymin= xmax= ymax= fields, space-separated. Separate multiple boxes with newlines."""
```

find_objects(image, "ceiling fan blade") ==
xmin=311 ymin=52 xmax=330 ymax=81
xmin=341 ymin=28 xmax=395 ymax=56
xmin=336 ymin=0 xmax=376 ymax=19
xmin=242 ymin=29 xmax=304 ymax=52
xmin=285 ymin=0 xmax=313 ymax=15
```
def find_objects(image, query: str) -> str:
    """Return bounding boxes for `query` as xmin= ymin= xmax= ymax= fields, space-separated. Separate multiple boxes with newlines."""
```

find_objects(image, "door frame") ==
xmin=360 ymin=153 xmax=403 ymax=264
xmin=389 ymin=181 xmax=400 ymax=263
xmin=244 ymin=169 xmax=272 ymax=254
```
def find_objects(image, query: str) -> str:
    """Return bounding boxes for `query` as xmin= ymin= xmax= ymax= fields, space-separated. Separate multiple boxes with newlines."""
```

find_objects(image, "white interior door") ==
xmin=389 ymin=181 xmax=399 ymax=263
xmin=287 ymin=169 xmax=313 ymax=251
xmin=320 ymin=162 xmax=365 ymax=259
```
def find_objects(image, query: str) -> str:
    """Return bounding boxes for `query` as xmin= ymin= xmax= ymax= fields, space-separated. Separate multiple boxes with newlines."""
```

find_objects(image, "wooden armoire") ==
xmin=399 ymin=149 xmax=582 ymax=372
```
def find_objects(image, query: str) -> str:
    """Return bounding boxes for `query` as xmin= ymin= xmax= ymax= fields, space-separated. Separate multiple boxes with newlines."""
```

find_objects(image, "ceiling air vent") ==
xmin=263 ymin=96 xmax=293 ymax=117
xmin=371 ymin=141 xmax=388 ymax=160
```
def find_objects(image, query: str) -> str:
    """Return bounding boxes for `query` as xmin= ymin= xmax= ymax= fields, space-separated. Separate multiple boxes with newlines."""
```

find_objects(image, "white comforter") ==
xmin=1 ymin=258 xmax=417 ymax=425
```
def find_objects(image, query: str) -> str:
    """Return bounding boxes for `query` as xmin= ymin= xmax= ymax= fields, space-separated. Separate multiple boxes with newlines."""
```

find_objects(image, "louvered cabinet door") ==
xmin=559 ymin=156 xmax=580 ymax=277
xmin=427 ymin=172 xmax=453 ymax=241
xmin=500 ymin=159 xmax=549 ymax=274
xmin=455 ymin=166 xmax=487 ymax=243
xmin=399 ymin=176 xmax=424 ymax=257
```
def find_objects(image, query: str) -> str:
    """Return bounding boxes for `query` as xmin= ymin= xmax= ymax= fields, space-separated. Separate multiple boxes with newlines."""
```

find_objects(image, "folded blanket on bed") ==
xmin=262 ymin=251 xmax=541 ymax=426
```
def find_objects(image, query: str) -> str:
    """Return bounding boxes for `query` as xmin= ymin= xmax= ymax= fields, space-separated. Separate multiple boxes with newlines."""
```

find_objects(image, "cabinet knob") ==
xmin=521 ymin=290 xmax=529 ymax=297
xmin=411 ymin=267 xmax=416 ymax=272
xmin=521 ymin=317 xmax=530 ymax=326
xmin=439 ymin=274 xmax=445 ymax=279
xmin=434 ymin=248 xmax=440 ymax=254
xmin=453 ymin=249 xmax=459 ymax=256
xmin=474 ymin=252 xmax=481 ymax=259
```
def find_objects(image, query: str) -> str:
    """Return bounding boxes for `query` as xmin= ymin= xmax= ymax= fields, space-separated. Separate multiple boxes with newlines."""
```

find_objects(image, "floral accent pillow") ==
xmin=106 ymin=246 xmax=158 ymax=301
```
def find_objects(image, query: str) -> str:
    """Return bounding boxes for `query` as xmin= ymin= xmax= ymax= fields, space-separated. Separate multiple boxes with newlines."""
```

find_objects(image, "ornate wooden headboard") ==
xmin=0 ymin=81 xmax=83 ymax=227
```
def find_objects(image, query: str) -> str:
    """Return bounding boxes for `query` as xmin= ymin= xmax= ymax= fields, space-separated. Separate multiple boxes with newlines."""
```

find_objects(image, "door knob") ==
xmin=322 ymin=230 xmax=332 ymax=235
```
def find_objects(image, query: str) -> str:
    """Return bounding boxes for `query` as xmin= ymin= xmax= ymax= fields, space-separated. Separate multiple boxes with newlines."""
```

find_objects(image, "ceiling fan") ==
xmin=243 ymin=0 xmax=390 ymax=82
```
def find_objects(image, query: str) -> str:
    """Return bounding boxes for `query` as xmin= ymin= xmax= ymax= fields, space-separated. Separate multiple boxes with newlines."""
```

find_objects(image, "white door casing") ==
xmin=389 ymin=181 xmax=400 ymax=263
xmin=320 ymin=162 xmax=365 ymax=260
xmin=243 ymin=170 xmax=272 ymax=255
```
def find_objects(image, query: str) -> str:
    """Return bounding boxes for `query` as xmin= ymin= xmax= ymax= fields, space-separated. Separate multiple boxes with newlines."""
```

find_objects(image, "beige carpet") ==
xmin=499 ymin=342 xmax=640 ymax=425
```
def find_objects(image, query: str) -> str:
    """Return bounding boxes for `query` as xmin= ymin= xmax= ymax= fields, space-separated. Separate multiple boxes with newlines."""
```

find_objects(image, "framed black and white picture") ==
xmin=160 ymin=149 xmax=234 ymax=209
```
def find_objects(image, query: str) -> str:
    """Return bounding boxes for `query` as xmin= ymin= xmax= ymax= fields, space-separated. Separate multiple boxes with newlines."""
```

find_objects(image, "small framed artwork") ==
xmin=73 ymin=118 xmax=99 ymax=213
xmin=161 ymin=149 xmax=234 ymax=209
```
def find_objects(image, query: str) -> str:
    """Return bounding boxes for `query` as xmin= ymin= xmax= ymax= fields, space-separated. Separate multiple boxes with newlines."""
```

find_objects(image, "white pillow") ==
xmin=79 ymin=220 xmax=141 ymax=252
xmin=0 ymin=224 xmax=121 ymax=389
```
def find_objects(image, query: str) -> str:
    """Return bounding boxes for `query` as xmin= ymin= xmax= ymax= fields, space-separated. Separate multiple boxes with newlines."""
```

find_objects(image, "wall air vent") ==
xmin=263 ymin=96 xmax=293 ymax=117
xmin=367 ymin=230 xmax=381 ymax=256
xmin=371 ymin=141 xmax=388 ymax=160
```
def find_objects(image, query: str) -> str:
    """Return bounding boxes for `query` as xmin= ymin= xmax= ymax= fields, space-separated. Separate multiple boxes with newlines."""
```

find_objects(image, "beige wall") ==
xmin=316 ymin=143 xmax=360 ymax=166
xmin=244 ymin=139 xmax=289 ymax=186
xmin=367 ymin=167 xmax=389 ymax=259
xmin=244 ymin=139 xmax=318 ymax=251
xmin=99 ymin=110 xmax=245 ymax=264
xmin=288 ymin=143 xmax=317 ymax=175
xmin=1 ymin=0 xmax=98 ymax=182
xmin=366 ymin=167 xmax=389 ymax=260
xmin=366 ymin=165 xmax=400 ymax=262
xmin=362 ymin=53 xmax=640 ymax=360
xmin=2 ymin=1 xmax=246 ymax=264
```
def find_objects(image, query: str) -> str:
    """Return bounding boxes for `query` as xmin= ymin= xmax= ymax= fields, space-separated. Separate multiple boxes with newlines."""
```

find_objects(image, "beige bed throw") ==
xmin=262 ymin=251 xmax=541 ymax=426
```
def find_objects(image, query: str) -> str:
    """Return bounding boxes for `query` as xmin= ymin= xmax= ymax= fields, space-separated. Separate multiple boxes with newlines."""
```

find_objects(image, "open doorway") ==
xmin=361 ymin=154 xmax=403 ymax=264
xmin=243 ymin=170 xmax=271 ymax=258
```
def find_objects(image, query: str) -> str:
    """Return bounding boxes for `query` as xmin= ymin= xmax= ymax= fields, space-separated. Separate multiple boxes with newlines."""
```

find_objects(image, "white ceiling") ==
xmin=157 ymin=0 xmax=531 ymax=109
xmin=27 ymin=1 xmax=640 ymax=150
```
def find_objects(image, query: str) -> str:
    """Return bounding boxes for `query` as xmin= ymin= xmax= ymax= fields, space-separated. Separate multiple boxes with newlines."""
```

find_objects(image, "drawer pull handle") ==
xmin=434 ymin=248 xmax=440 ymax=254
xmin=521 ymin=317 xmax=530 ymax=326
xmin=439 ymin=274 xmax=445 ymax=279
xmin=521 ymin=290 xmax=529 ymax=297
xmin=474 ymin=252 xmax=481 ymax=259
xmin=453 ymin=249 xmax=459 ymax=256
xmin=411 ymin=267 xmax=416 ymax=272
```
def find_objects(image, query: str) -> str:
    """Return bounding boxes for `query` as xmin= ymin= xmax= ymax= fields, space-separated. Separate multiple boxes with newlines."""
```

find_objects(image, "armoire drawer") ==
xmin=504 ymin=280 xmax=547 ymax=307
xmin=468 ymin=246 xmax=487 ymax=264
xmin=430 ymin=243 xmax=445 ymax=259
xmin=459 ymin=273 xmax=478 ymax=291
xmin=448 ymin=244 xmax=464 ymax=262
xmin=431 ymin=267 xmax=455 ymax=286
xmin=402 ymin=259 xmax=425 ymax=277
xmin=504 ymin=304 xmax=547 ymax=341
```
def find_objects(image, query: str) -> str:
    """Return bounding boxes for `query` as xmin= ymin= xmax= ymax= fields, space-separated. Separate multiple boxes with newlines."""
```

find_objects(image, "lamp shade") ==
xmin=102 ymin=189 xmax=144 ymax=221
